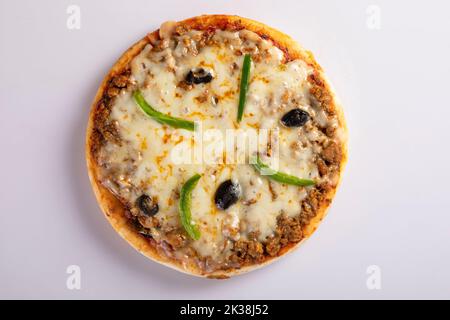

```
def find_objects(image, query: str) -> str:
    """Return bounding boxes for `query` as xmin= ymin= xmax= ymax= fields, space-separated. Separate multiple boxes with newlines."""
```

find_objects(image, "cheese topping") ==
xmin=97 ymin=28 xmax=337 ymax=265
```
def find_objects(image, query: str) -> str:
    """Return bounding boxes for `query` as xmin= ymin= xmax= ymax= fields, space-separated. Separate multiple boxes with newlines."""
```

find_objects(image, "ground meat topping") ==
xmin=229 ymin=235 xmax=264 ymax=264
xmin=321 ymin=141 xmax=342 ymax=165
xmin=93 ymin=69 xmax=132 ymax=148
xmin=165 ymin=230 xmax=188 ymax=250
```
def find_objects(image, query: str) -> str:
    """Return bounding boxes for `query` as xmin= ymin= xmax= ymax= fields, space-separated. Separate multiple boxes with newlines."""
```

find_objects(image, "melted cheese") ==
xmin=101 ymin=29 xmax=331 ymax=261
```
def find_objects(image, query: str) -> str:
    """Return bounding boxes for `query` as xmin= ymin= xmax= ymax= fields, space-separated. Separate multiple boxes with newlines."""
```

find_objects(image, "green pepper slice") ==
xmin=237 ymin=54 xmax=252 ymax=122
xmin=251 ymin=156 xmax=315 ymax=187
xmin=133 ymin=90 xmax=195 ymax=131
xmin=179 ymin=174 xmax=202 ymax=240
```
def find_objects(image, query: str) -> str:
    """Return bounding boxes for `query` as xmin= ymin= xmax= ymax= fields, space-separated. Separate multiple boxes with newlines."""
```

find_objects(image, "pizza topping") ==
xmin=131 ymin=219 xmax=154 ymax=238
xmin=159 ymin=21 xmax=178 ymax=40
xmin=281 ymin=108 xmax=310 ymax=127
xmin=237 ymin=54 xmax=252 ymax=122
xmin=229 ymin=234 xmax=264 ymax=264
xmin=321 ymin=141 xmax=342 ymax=165
xmin=112 ymin=74 xmax=129 ymax=88
xmin=252 ymin=155 xmax=315 ymax=186
xmin=214 ymin=180 xmax=241 ymax=210
xmin=133 ymin=90 xmax=195 ymax=131
xmin=136 ymin=194 xmax=159 ymax=217
xmin=179 ymin=174 xmax=202 ymax=240
xmin=185 ymin=68 xmax=213 ymax=84
xmin=164 ymin=230 xmax=188 ymax=249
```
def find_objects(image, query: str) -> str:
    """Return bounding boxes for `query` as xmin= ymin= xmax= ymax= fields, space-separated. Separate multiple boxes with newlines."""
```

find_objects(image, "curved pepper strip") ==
xmin=179 ymin=174 xmax=202 ymax=240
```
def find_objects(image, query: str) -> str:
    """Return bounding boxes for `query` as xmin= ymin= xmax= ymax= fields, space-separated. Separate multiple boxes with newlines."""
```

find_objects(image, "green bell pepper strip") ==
xmin=133 ymin=90 xmax=195 ymax=131
xmin=179 ymin=174 xmax=202 ymax=240
xmin=237 ymin=54 xmax=252 ymax=122
xmin=251 ymin=156 xmax=315 ymax=187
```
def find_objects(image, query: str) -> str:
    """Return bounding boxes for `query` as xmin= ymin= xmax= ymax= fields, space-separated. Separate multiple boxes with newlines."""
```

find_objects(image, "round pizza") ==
xmin=86 ymin=15 xmax=347 ymax=278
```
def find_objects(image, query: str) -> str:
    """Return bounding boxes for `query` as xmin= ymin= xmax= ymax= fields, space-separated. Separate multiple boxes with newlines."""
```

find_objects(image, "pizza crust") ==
xmin=85 ymin=14 xmax=348 ymax=278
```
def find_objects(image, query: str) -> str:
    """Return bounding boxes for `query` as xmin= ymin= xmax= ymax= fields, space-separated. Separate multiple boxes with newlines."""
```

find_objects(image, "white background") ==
xmin=1 ymin=0 xmax=449 ymax=299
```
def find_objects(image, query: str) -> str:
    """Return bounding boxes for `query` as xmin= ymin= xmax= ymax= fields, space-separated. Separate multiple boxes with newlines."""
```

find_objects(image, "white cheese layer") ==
xmin=102 ymin=29 xmax=328 ymax=261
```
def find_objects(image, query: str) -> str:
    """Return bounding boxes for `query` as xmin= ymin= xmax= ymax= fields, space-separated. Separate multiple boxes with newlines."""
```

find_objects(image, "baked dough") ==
xmin=86 ymin=15 xmax=348 ymax=278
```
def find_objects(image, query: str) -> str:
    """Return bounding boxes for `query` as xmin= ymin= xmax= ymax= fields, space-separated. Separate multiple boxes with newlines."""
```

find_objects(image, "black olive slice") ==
xmin=280 ymin=108 xmax=310 ymax=127
xmin=185 ymin=68 xmax=213 ymax=84
xmin=136 ymin=194 xmax=159 ymax=216
xmin=214 ymin=180 xmax=241 ymax=210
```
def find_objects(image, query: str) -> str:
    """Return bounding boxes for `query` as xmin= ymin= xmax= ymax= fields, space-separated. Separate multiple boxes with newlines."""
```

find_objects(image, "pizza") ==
xmin=86 ymin=15 xmax=347 ymax=278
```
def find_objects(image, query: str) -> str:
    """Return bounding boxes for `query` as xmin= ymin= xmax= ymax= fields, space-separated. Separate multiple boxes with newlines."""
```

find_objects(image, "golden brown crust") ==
xmin=85 ymin=14 xmax=348 ymax=278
